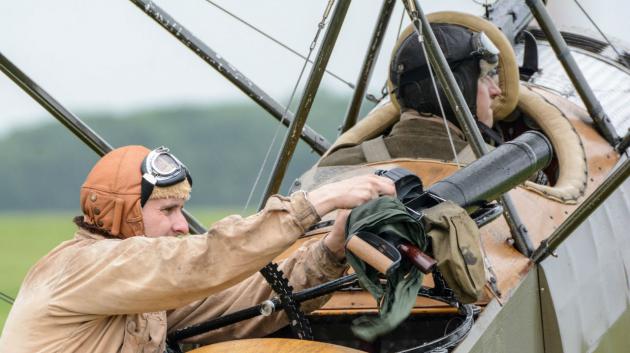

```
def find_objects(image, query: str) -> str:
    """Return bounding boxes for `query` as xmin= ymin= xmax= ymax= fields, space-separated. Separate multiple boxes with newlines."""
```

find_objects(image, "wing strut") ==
xmin=129 ymin=0 xmax=331 ymax=155
xmin=258 ymin=0 xmax=351 ymax=204
xmin=0 ymin=51 xmax=209 ymax=234
xmin=524 ymin=0 xmax=620 ymax=146
xmin=340 ymin=0 xmax=396 ymax=133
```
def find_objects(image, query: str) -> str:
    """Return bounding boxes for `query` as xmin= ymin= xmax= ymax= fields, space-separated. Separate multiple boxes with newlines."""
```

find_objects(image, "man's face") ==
xmin=141 ymin=198 xmax=189 ymax=237
xmin=476 ymin=75 xmax=502 ymax=127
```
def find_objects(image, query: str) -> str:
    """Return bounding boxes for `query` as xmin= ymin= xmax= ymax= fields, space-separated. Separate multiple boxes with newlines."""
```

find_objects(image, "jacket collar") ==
xmin=74 ymin=228 xmax=114 ymax=241
xmin=398 ymin=110 xmax=466 ymax=140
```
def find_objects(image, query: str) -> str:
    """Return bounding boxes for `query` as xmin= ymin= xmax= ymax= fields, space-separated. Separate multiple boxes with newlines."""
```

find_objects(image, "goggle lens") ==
xmin=140 ymin=146 xmax=192 ymax=207
xmin=141 ymin=146 xmax=191 ymax=187
xmin=152 ymin=153 xmax=179 ymax=176
xmin=473 ymin=32 xmax=500 ymax=79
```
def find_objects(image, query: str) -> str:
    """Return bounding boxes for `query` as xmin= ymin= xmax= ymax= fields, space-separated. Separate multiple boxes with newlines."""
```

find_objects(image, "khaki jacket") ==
xmin=0 ymin=193 xmax=347 ymax=353
xmin=319 ymin=110 xmax=468 ymax=166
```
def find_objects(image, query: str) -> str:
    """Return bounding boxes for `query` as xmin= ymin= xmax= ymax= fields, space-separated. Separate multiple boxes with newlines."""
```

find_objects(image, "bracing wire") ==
xmin=416 ymin=29 xmax=462 ymax=167
xmin=243 ymin=0 xmax=335 ymax=212
xmin=202 ymin=0 xmax=355 ymax=90
xmin=0 ymin=291 xmax=15 ymax=305
xmin=572 ymin=0 xmax=626 ymax=60
xmin=260 ymin=0 xmax=337 ymax=201
xmin=378 ymin=6 xmax=407 ymax=102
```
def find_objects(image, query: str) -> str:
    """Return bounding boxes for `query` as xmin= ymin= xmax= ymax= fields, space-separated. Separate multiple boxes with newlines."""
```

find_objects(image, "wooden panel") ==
xmin=190 ymin=338 xmax=364 ymax=353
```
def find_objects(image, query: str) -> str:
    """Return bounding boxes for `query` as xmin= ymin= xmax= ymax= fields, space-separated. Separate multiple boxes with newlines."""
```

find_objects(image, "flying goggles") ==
xmin=472 ymin=31 xmax=500 ymax=79
xmin=140 ymin=146 xmax=192 ymax=207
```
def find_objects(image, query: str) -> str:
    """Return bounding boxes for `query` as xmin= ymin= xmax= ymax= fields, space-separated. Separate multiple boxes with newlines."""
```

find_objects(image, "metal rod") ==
xmin=259 ymin=0 xmax=351 ymax=206
xmin=617 ymin=129 xmax=630 ymax=153
xmin=0 ymin=52 xmax=113 ymax=155
xmin=402 ymin=0 xmax=534 ymax=256
xmin=402 ymin=0 xmax=488 ymax=157
xmin=168 ymin=274 xmax=358 ymax=341
xmin=487 ymin=0 xmax=534 ymax=45
xmin=0 ymin=51 xmax=207 ymax=235
xmin=203 ymin=0 xmax=356 ymax=90
xmin=532 ymin=158 xmax=630 ymax=263
xmin=340 ymin=0 xmax=396 ymax=134
xmin=129 ymin=0 xmax=331 ymax=155
xmin=524 ymin=0 xmax=620 ymax=146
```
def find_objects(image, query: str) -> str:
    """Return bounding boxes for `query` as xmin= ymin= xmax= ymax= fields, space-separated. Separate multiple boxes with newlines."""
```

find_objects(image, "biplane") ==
xmin=1 ymin=0 xmax=629 ymax=352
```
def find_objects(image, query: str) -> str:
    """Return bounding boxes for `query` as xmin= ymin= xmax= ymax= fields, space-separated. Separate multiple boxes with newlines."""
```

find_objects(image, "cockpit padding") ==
xmin=519 ymin=85 xmax=587 ymax=204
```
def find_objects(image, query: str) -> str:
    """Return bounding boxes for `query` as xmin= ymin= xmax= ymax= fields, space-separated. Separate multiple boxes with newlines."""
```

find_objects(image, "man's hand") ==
xmin=307 ymin=175 xmax=396 ymax=217
xmin=307 ymin=174 xmax=396 ymax=261
xmin=323 ymin=210 xmax=350 ymax=260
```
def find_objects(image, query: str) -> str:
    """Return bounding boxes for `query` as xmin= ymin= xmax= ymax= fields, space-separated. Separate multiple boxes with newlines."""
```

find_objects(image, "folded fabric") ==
xmin=345 ymin=196 xmax=426 ymax=341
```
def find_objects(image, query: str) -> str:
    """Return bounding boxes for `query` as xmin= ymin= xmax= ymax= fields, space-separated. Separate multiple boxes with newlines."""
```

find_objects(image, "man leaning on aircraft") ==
xmin=0 ymin=145 xmax=395 ymax=352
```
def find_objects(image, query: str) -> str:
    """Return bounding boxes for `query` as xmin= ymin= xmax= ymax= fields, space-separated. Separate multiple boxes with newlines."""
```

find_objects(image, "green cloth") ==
xmin=345 ymin=197 xmax=485 ymax=341
xmin=423 ymin=201 xmax=485 ymax=304
xmin=345 ymin=196 xmax=426 ymax=342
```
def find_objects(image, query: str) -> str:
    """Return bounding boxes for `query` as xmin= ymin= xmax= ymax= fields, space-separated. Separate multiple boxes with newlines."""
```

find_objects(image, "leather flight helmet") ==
xmin=80 ymin=146 xmax=149 ymax=238
xmin=389 ymin=23 xmax=482 ymax=125
xmin=79 ymin=145 xmax=192 ymax=239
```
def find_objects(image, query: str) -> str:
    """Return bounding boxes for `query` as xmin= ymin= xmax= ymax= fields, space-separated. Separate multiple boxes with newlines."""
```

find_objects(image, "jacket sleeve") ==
xmin=166 ymin=237 xmax=348 ymax=344
xmin=48 ymin=193 xmax=319 ymax=316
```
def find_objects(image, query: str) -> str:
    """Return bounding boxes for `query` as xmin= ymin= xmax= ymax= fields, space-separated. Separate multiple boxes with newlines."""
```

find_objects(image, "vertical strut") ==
xmin=532 ymin=158 xmax=630 ymax=263
xmin=525 ymin=0 xmax=620 ymax=146
xmin=0 ymin=51 xmax=207 ymax=235
xmin=402 ymin=0 xmax=534 ymax=256
xmin=259 ymin=0 xmax=352 ymax=206
xmin=129 ymin=0 xmax=331 ymax=155
xmin=340 ymin=0 xmax=396 ymax=134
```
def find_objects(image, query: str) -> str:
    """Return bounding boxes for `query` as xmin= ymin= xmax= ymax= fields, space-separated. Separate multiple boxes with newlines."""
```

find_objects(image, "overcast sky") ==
xmin=1 ymin=0 xmax=627 ymax=135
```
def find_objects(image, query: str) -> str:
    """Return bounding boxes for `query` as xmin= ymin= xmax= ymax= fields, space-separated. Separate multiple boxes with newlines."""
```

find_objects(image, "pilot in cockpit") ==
xmin=319 ymin=23 xmax=503 ymax=166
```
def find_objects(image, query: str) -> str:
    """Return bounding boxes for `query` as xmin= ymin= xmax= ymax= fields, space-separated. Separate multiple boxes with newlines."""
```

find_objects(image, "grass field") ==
xmin=0 ymin=208 xmax=238 ymax=332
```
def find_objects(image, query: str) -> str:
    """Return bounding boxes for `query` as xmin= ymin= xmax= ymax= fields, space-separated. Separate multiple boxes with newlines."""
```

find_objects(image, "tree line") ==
xmin=0 ymin=92 xmax=374 ymax=211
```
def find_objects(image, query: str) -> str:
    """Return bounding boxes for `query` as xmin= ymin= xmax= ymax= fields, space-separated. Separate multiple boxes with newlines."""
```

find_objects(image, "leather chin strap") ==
xmin=140 ymin=177 xmax=154 ymax=208
xmin=475 ymin=120 xmax=504 ymax=146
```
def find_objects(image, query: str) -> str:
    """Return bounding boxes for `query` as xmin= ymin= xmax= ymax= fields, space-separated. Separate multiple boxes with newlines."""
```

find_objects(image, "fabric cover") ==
xmin=423 ymin=201 xmax=485 ymax=304
xmin=345 ymin=198 xmax=484 ymax=341
xmin=345 ymin=196 xmax=426 ymax=341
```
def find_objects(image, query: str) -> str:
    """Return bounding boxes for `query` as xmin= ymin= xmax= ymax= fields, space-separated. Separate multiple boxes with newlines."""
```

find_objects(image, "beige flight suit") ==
xmin=0 ymin=192 xmax=346 ymax=353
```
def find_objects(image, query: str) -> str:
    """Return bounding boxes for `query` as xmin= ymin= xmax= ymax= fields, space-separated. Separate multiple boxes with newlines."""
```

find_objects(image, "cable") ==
xmin=0 ymin=291 xmax=15 ymax=305
xmin=572 ymin=0 xmax=627 ymax=62
xmin=243 ymin=0 xmax=335 ymax=213
xmin=417 ymin=30 xmax=462 ymax=167
xmin=202 ymin=0 xmax=355 ymax=89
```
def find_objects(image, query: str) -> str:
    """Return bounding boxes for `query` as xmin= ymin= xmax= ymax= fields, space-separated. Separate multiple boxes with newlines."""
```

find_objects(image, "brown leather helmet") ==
xmin=79 ymin=145 xmax=192 ymax=238
xmin=80 ymin=146 xmax=149 ymax=238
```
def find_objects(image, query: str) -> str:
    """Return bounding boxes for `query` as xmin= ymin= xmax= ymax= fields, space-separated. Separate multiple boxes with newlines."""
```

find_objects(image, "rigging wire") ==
xmin=572 ymin=0 xmax=627 ymax=61
xmin=416 ymin=29 xmax=462 ymax=167
xmin=0 ymin=291 xmax=15 ymax=305
xmin=243 ymin=0 xmax=335 ymax=212
xmin=376 ymin=6 xmax=407 ymax=103
xmin=202 ymin=0 xmax=355 ymax=90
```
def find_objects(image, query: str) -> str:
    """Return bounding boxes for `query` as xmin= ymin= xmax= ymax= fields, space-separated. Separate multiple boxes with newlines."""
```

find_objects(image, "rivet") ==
xmin=93 ymin=208 xmax=101 ymax=216
xmin=97 ymin=220 xmax=104 ymax=227
xmin=90 ymin=194 xmax=97 ymax=202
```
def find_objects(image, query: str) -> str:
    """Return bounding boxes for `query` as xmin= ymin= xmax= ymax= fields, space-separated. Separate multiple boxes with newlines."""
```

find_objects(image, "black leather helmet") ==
xmin=390 ymin=23 xmax=498 ymax=124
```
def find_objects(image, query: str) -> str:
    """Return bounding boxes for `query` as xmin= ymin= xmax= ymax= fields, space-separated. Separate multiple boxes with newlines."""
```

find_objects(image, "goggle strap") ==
xmin=185 ymin=170 xmax=193 ymax=187
xmin=140 ymin=177 xmax=154 ymax=208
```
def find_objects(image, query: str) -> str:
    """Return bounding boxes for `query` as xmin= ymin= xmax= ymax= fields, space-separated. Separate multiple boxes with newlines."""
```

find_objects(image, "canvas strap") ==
xmin=361 ymin=136 xmax=392 ymax=163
